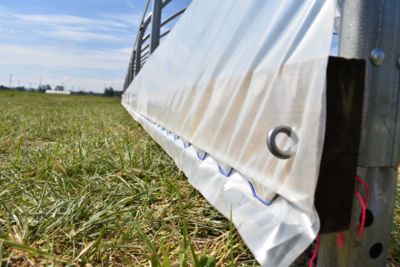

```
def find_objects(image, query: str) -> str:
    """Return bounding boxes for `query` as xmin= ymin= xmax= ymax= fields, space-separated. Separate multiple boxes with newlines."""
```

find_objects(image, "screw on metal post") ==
xmin=397 ymin=56 xmax=400 ymax=70
xmin=370 ymin=48 xmax=385 ymax=66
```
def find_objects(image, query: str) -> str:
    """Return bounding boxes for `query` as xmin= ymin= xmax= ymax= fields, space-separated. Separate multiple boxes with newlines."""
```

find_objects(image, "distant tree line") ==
xmin=0 ymin=84 xmax=28 ymax=92
xmin=0 ymin=84 xmax=123 ymax=97
xmin=103 ymin=87 xmax=122 ymax=97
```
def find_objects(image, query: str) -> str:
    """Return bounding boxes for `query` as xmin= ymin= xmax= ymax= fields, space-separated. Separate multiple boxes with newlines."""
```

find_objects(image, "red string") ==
xmin=354 ymin=189 xmax=367 ymax=237
xmin=312 ymin=177 xmax=369 ymax=264
xmin=335 ymin=176 xmax=369 ymax=249
xmin=309 ymin=235 xmax=320 ymax=267
xmin=355 ymin=176 xmax=369 ymax=237
xmin=337 ymin=231 xmax=344 ymax=249
xmin=356 ymin=175 xmax=369 ymax=204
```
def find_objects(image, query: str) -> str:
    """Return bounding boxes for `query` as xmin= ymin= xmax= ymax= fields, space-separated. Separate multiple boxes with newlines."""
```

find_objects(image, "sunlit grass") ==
xmin=389 ymin=177 xmax=400 ymax=266
xmin=0 ymin=91 xmax=255 ymax=266
xmin=0 ymin=90 xmax=398 ymax=266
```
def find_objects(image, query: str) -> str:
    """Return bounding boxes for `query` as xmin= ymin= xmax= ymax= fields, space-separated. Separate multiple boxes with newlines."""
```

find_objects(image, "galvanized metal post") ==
xmin=150 ymin=0 xmax=162 ymax=53
xmin=130 ymin=50 xmax=136 ymax=82
xmin=317 ymin=0 xmax=400 ymax=266
xmin=128 ymin=60 xmax=132 ymax=85
xmin=135 ymin=28 xmax=145 ymax=75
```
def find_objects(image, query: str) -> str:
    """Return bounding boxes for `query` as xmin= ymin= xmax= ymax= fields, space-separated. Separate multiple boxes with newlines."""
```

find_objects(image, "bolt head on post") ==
xmin=370 ymin=48 xmax=385 ymax=66
xmin=397 ymin=56 xmax=400 ymax=70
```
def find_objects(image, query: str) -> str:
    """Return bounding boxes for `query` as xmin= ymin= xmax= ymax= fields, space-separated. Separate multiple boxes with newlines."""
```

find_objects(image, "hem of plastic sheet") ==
xmin=123 ymin=105 xmax=320 ymax=267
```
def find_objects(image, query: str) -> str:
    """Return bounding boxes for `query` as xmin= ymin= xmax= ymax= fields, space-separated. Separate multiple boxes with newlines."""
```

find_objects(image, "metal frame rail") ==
xmin=123 ymin=0 xmax=188 ymax=91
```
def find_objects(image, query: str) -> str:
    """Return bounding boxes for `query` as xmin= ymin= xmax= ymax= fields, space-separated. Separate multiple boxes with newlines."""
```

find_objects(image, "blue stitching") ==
xmin=196 ymin=151 xmax=207 ymax=160
xmin=183 ymin=141 xmax=191 ymax=148
xmin=218 ymin=165 xmax=234 ymax=177
xmin=143 ymin=117 xmax=275 ymax=207
xmin=248 ymin=181 xmax=276 ymax=206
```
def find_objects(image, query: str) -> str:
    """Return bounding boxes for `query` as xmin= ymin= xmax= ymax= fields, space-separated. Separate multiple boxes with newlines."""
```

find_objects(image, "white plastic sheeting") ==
xmin=122 ymin=0 xmax=336 ymax=266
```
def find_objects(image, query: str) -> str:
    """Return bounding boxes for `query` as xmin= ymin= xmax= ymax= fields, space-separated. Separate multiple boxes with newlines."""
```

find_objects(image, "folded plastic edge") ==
xmin=122 ymin=102 xmax=320 ymax=267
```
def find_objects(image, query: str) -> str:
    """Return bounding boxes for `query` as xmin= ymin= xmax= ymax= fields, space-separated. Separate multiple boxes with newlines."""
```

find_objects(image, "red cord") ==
xmin=337 ymin=231 xmax=344 ymax=249
xmin=355 ymin=176 xmax=369 ymax=237
xmin=335 ymin=176 xmax=369 ymax=249
xmin=356 ymin=176 xmax=369 ymax=204
xmin=355 ymin=189 xmax=367 ymax=237
xmin=309 ymin=235 xmax=320 ymax=267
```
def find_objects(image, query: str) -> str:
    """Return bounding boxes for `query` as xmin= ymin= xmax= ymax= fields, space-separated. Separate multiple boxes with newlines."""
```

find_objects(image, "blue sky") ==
xmin=0 ymin=0 xmax=189 ymax=92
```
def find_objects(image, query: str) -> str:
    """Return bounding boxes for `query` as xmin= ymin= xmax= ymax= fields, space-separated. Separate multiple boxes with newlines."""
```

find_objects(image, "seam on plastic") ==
xmin=248 ymin=181 xmax=277 ymax=206
xmin=140 ymin=114 xmax=278 ymax=209
xmin=182 ymin=140 xmax=191 ymax=148
xmin=218 ymin=165 xmax=234 ymax=177
xmin=196 ymin=150 xmax=208 ymax=160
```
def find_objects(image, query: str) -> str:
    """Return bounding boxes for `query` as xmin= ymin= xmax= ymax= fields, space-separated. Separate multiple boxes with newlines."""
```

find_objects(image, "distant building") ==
xmin=45 ymin=90 xmax=71 ymax=95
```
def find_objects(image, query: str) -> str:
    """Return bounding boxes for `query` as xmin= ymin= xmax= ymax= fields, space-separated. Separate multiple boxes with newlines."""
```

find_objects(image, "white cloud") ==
xmin=0 ymin=36 xmax=134 ymax=92
xmin=0 ymin=6 xmax=140 ymax=92
xmin=0 ymin=44 xmax=132 ymax=92
xmin=0 ymin=7 xmax=139 ymax=44
xmin=39 ymin=28 xmax=122 ymax=42
xmin=0 ymin=44 xmax=131 ymax=70
xmin=13 ymin=14 xmax=127 ymax=29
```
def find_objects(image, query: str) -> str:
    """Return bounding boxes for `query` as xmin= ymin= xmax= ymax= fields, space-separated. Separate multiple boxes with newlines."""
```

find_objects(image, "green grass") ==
xmin=390 ymin=176 xmax=400 ymax=266
xmin=0 ymin=90 xmax=398 ymax=266
xmin=0 ymin=91 xmax=255 ymax=266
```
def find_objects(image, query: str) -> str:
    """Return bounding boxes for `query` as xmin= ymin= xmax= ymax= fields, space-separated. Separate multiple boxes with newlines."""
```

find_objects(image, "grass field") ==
xmin=0 ymin=90 xmax=399 ymax=266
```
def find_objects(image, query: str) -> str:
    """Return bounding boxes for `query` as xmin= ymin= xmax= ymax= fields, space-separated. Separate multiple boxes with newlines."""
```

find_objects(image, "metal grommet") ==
xmin=267 ymin=126 xmax=298 ymax=159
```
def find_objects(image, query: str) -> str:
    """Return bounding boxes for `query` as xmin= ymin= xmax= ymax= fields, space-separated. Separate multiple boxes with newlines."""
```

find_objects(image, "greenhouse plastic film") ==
xmin=122 ymin=0 xmax=336 ymax=266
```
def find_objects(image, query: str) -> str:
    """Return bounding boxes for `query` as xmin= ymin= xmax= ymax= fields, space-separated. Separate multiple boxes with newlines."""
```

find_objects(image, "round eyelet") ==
xmin=267 ymin=126 xmax=298 ymax=159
